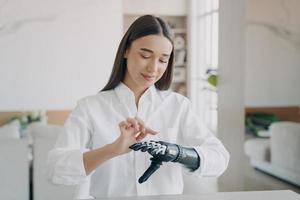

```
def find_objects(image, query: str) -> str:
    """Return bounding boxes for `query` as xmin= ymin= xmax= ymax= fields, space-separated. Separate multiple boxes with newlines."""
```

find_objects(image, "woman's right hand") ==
xmin=111 ymin=117 xmax=157 ymax=156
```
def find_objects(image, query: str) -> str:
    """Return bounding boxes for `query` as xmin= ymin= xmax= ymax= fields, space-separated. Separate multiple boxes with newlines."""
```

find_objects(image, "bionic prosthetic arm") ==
xmin=129 ymin=141 xmax=200 ymax=183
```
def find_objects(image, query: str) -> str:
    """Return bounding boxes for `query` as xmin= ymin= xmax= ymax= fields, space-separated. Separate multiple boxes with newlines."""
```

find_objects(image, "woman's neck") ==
xmin=122 ymin=81 xmax=148 ymax=107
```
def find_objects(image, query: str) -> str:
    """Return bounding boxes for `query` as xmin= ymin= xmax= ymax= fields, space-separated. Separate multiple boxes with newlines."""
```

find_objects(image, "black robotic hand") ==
xmin=129 ymin=140 xmax=200 ymax=183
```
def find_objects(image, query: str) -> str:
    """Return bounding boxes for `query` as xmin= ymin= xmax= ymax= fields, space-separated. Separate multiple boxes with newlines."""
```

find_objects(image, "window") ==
xmin=192 ymin=0 xmax=219 ymax=135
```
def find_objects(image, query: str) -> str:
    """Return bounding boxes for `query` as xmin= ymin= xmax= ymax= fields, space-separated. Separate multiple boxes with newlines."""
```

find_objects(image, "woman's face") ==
xmin=124 ymin=34 xmax=173 ymax=91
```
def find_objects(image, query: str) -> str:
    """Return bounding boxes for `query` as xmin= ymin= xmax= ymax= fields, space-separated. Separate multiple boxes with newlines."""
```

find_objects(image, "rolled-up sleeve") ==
xmin=179 ymin=98 xmax=230 ymax=177
xmin=47 ymin=98 xmax=92 ymax=185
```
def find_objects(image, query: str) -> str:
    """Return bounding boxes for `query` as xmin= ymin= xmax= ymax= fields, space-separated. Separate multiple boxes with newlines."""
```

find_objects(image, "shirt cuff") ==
xmin=52 ymin=149 xmax=88 ymax=185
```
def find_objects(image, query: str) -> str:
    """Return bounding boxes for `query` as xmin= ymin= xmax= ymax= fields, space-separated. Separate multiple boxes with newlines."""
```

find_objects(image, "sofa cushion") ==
xmin=28 ymin=124 xmax=76 ymax=200
xmin=28 ymin=123 xmax=63 ymax=141
xmin=244 ymin=138 xmax=270 ymax=162
xmin=0 ymin=139 xmax=29 ymax=199
xmin=0 ymin=120 xmax=20 ymax=139
xmin=270 ymin=122 xmax=300 ymax=173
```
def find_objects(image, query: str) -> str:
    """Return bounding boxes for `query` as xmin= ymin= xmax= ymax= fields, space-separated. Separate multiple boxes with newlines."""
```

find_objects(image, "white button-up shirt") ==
xmin=47 ymin=83 xmax=229 ymax=199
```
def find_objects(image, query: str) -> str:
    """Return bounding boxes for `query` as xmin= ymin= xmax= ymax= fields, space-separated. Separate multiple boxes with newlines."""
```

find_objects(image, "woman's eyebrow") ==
xmin=140 ymin=48 xmax=153 ymax=53
xmin=140 ymin=48 xmax=170 ymax=57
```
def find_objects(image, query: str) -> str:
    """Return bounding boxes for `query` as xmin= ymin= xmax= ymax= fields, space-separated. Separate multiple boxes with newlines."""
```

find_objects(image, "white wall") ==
xmin=0 ymin=0 xmax=123 ymax=110
xmin=218 ymin=0 xmax=246 ymax=191
xmin=245 ymin=0 xmax=300 ymax=107
xmin=123 ymin=0 xmax=187 ymax=16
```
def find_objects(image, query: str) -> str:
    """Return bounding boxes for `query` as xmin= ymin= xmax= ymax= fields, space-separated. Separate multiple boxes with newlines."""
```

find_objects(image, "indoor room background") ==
xmin=0 ymin=0 xmax=299 ymax=200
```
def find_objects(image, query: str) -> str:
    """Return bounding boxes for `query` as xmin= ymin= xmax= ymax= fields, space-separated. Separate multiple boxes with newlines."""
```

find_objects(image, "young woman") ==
xmin=47 ymin=15 xmax=230 ymax=199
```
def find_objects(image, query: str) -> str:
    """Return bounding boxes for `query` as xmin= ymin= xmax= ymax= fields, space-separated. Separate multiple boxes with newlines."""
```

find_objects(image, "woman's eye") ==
xmin=159 ymin=60 xmax=168 ymax=64
xmin=141 ymin=54 xmax=150 ymax=59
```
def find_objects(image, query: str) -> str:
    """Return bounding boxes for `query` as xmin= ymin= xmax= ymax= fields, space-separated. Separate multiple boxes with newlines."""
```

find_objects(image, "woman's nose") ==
xmin=146 ymin=59 xmax=159 ymax=72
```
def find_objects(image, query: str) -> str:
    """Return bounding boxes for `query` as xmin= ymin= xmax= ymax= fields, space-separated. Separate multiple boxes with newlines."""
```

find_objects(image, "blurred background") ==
xmin=0 ymin=0 xmax=299 ymax=199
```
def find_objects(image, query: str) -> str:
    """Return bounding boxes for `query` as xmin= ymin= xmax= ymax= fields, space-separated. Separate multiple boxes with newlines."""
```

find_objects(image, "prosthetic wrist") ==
xmin=129 ymin=140 xmax=200 ymax=183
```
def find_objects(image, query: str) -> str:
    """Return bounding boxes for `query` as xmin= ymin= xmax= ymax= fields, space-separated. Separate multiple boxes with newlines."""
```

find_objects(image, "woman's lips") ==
xmin=141 ymin=73 xmax=155 ymax=81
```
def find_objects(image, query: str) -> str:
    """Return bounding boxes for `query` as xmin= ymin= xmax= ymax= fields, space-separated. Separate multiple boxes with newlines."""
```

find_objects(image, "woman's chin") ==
xmin=137 ymin=79 xmax=155 ymax=87
xmin=143 ymin=81 xmax=155 ymax=87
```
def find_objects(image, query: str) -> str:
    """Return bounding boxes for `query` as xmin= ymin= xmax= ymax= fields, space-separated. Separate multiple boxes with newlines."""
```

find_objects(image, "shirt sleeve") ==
xmin=47 ymin=98 xmax=93 ymax=185
xmin=179 ymin=97 xmax=230 ymax=177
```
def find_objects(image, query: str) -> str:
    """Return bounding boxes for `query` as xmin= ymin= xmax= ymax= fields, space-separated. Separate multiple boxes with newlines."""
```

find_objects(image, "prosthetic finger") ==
xmin=140 ymin=145 xmax=152 ymax=152
xmin=138 ymin=158 xmax=162 ymax=184
xmin=129 ymin=143 xmax=141 ymax=149
xmin=129 ymin=143 xmax=145 ymax=151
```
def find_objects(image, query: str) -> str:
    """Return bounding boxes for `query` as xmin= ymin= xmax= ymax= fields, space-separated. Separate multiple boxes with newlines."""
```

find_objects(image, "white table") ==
xmin=95 ymin=190 xmax=300 ymax=200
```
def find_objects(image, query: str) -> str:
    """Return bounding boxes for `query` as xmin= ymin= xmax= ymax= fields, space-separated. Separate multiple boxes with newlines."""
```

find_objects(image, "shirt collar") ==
xmin=114 ymin=82 xmax=156 ymax=103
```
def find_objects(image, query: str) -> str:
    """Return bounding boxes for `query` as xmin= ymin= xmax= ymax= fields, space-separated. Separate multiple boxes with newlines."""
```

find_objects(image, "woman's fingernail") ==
xmin=135 ymin=132 xmax=141 ymax=137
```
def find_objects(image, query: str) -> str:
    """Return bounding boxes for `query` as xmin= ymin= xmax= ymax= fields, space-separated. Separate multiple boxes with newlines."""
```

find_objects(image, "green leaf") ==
xmin=207 ymin=74 xmax=218 ymax=87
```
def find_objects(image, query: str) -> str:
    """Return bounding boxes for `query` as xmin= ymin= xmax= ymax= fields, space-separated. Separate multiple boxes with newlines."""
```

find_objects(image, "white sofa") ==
xmin=29 ymin=124 xmax=76 ymax=200
xmin=0 ymin=120 xmax=29 ymax=200
xmin=0 ymin=138 xmax=29 ymax=200
xmin=244 ymin=121 xmax=300 ymax=187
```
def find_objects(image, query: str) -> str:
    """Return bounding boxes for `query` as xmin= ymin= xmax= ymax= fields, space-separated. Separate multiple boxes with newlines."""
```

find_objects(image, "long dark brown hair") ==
xmin=101 ymin=15 xmax=174 ymax=92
